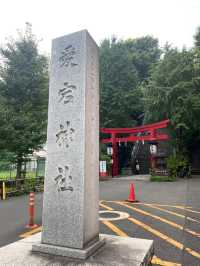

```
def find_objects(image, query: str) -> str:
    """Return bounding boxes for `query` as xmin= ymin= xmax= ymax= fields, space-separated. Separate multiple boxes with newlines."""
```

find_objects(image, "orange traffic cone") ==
xmin=126 ymin=183 xmax=138 ymax=202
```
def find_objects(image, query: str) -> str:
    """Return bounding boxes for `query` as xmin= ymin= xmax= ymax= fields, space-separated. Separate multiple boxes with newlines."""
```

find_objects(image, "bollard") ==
xmin=2 ymin=182 xmax=6 ymax=200
xmin=26 ymin=192 xmax=38 ymax=229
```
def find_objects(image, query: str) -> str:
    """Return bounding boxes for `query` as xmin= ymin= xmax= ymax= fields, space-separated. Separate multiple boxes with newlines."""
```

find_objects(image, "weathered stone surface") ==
xmin=0 ymin=233 xmax=154 ymax=265
xmin=28 ymin=30 xmax=154 ymax=263
xmin=32 ymin=238 xmax=105 ymax=259
xmin=37 ymin=30 xmax=100 ymax=253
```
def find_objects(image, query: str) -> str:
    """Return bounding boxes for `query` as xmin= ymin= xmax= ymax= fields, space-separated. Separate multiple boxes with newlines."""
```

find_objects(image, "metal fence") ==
xmin=0 ymin=158 xmax=45 ymax=180
xmin=0 ymin=177 xmax=44 ymax=199
xmin=0 ymin=158 xmax=45 ymax=199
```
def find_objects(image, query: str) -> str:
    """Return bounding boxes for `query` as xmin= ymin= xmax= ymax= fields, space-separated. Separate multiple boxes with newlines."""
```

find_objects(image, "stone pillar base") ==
xmin=32 ymin=238 xmax=105 ymax=260
xmin=0 ymin=233 xmax=154 ymax=266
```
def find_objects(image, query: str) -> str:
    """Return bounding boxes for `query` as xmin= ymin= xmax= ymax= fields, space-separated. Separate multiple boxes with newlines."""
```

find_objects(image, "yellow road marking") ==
xmin=102 ymin=201 xmax=200 ymax=260
xmin=20 ymin=226 xmax=42 ymax=238
xmin=100 ymin=204 xmax=182 ymax=266
xmin=136 ymin=203 xmax=200 ymax=214
xmin=185 ymin=247 xmax=200 ymax=259
xmin=128 ymin=216 xmax=200 ymax=259
xmin=20 ymin=203 xmax=113 ymax=238
xmin=101 ymin=220 xmax=128 ymax=237
xmin=149 ymin=203 xmax=200 ymax=214
xmin=104 ymin=200 xmax=200 ymax=214
xmin=20 ymin=202 xmax=200 ymax=261
xmin=99 ymin=202 xmax=113 ymax=211
xmin=102 ymin=220 xmax=181 ymax=266
xmin=175 ymin=206 xmax=200 ymax=215
xmin=143 ymin=203 xmax=192 ymax=209
xmin=117 ymin=202 xmax=200 ymax=237
xmin=149 ymin=204 xmax=200 ymax=213
xmin=128 ymin=216 xmax=183 ymax=248
xmin=152 ymin=256 xmax=181 ymax=266
xmin=20 ymin=203 xmax=113 ymax=239
xmin=142 ymin=204 xmax=200 ymax=224
xmin=104 ymin=201 xmax=192 ymax=209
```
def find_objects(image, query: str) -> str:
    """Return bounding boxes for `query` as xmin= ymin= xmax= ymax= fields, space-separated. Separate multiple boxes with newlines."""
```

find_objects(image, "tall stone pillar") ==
xmin=33 ymin=30 xmax=104 ymax=259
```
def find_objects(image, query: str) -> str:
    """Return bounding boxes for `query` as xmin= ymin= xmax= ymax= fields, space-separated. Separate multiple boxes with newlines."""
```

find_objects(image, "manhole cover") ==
xmin=99 ymin=211 xmax=130 ymax=221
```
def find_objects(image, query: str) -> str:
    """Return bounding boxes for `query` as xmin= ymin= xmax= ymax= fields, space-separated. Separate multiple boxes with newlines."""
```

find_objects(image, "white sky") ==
xmin=0 ymin=0 xmax=200 ymax=55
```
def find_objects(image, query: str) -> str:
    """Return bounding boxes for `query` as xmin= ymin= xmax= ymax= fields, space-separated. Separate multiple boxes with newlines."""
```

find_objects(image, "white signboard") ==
xmin=150 ymin=144 xmax=157 ymax=154
xmin=107 ymin=147 xmax=113 ymax=155
xmin=100 ymin=161 xmax=107 ymax=173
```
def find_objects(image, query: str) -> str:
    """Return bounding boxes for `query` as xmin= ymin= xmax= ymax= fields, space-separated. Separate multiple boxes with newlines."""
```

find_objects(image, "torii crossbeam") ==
xmin=100 ymin=119 xmax=169 ymax=176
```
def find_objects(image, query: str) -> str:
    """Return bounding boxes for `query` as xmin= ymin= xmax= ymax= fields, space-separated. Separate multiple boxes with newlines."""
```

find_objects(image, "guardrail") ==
xmin=0 ymin=177 xmax=44 ymax=199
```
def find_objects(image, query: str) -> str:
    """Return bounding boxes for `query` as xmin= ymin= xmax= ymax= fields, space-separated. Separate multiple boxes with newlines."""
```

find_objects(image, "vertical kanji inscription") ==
xmin=58 ymin=82 xmax=77 ymax=104
xmin=59 ymin=45 xmax=78 ymax=68
xmin=54 ymin=165 xmax=73 ymax=192
xmin=56 ymin=121 xmax=75 ymax=148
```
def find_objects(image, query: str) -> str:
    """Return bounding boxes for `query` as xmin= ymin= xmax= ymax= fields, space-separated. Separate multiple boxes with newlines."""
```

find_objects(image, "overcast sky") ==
xmin=0 ymin=0 xmax=200 ymax=54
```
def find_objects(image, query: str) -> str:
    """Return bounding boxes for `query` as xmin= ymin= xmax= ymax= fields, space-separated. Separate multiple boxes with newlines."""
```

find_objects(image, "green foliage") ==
xmin=99 ymin=153 xmax=110 ymax=161
xmin=167 ymin=154 xmax=188 ymax=178
xmin=0 ymin=151 xmax=15 ymax=170
xmin=100 ymin=36 xmax=160 ymax=127
xmin=0 ymin=170 xmax=15 ymax=180
xmin=1 ymin=177 xmax=44 ymax=197
xmin=142 ymin=36 xmax=200 ymax=157
xmin=125 ymin=36 xmax=161 ymax=80
xmin=0 ymin=170 xmax=36 ymax=180
xmin=150 ymin=175 xmax=175 ymax=182
xmin=23 ymin=178 xmax=37 ymax=192
xmin=0 ymin=23 xmax=48 ymax=177
xmin=194 ymin=27 xmax=200 ymax=48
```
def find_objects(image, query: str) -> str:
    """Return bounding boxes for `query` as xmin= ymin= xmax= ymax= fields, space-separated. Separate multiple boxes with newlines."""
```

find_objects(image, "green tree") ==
xmin=143 ymin=36 xmax=200 ymax=157
xmin=100 ymin=36 xmax=160 ymax=128
xmin=194 ymin=27 xmax=200 ymax=48
xmin=0 ymin=23 xmax=49 ymax=179
xmin=125 ymin=36 xmax=161 ymax=80
xmin=193 ymin=27 xmax=200 ymax=92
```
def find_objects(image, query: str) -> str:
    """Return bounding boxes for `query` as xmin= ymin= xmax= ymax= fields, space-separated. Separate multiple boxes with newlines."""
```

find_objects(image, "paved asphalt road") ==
xmin=0 ymin=176 xmax=200 ymax=266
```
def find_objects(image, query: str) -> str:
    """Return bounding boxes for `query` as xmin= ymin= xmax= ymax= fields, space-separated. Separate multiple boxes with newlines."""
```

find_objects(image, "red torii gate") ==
xmin=101 ymin=119 xmax=170 ymax=176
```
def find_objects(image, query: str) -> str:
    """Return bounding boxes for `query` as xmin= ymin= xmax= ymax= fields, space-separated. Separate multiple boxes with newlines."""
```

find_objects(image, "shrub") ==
xmin=150 ymin=175 xmax=175 ymax=182
xmin=167 ymin=154 xmax=189 ymax=178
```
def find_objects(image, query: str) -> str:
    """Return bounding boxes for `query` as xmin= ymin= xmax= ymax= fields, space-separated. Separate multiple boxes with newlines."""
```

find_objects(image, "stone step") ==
xmin=0 ymin=232 xmax=154 ymax=266
xmin=191 ymin=168 xmax=200 ymax=174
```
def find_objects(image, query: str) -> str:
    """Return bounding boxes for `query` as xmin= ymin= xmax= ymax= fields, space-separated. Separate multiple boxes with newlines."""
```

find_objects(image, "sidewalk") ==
xmin=112 ymin=174 xmax=150 ymax=181
xmin=0 ymin=233 xmax=153 ymax=266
